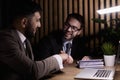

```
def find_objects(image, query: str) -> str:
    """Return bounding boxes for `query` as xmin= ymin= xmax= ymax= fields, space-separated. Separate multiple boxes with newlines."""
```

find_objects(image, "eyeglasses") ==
xmin=64 ymin=23 xmax=81 ymax=31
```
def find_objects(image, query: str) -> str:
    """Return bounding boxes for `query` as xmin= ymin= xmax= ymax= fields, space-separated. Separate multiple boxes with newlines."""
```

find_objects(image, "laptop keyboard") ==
xmin=93 ymin=70 xmax=112 ymax=78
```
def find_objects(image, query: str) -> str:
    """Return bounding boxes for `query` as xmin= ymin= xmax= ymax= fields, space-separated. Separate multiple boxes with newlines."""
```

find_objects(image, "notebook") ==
xmin=74 ymin=68 xmax=115 ymax=80
xmin=78 ymin=59 xmax=104 ymax=68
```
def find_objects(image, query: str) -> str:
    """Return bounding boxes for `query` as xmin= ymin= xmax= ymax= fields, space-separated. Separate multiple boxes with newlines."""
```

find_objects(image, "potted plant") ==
xmin=92 ymin=18 xmax=120 ymax=46
xmin=101 ymin=42 xmax=116 ymax=66
xmin=91 ymin=18 xmax=120 ymax=62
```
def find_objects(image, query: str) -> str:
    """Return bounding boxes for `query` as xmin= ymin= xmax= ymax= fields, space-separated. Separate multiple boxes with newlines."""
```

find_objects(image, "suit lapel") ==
xmin=13 ymin=30 xmax=34 ymax=60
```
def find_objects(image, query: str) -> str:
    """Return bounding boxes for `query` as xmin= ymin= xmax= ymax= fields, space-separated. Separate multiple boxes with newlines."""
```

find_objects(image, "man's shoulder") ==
xmin=0 ymin=29 xmax=17 ymax=36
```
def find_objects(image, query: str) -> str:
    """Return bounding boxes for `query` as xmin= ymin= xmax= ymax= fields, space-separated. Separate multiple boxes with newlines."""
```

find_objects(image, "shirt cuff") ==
xmin=53 ymin=55 xmax=64 ymax=69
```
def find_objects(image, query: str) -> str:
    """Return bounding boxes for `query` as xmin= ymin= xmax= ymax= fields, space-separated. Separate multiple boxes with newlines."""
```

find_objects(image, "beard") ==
xmin=25 ymin=29 xmax=35 ymax=39
xmin=24 ymin=23 xmax=36 ymax=39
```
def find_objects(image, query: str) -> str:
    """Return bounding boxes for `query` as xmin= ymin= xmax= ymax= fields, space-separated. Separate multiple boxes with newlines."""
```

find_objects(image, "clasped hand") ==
xmin=59 ymin=51 xmax=73 ymax=64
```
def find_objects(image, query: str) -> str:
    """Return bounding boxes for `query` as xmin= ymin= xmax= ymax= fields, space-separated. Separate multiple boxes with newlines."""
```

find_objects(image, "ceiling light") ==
xmin=97 ymin=6 xmax=120 ymax=14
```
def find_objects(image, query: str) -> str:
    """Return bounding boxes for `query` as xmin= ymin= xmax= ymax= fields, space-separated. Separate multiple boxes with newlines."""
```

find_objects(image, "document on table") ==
xmin=78 ymin=59 xmax=104 ymax=68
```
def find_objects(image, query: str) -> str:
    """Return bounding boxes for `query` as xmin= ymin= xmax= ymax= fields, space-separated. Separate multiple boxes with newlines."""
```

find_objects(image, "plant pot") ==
xmin=104 ymin=55 xmax=116 ymax=67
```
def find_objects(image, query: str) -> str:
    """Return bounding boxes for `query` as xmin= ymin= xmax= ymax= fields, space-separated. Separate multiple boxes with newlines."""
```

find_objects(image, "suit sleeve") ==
xmin=36 ymin=56 xmax=60 ymax=78
xmin=0 ymin=31 xmax=60 ymax=79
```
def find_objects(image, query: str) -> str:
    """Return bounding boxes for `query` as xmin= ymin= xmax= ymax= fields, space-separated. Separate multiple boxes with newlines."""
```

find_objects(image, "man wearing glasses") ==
xmin=34 ymin=13 xmax=91 ymax=61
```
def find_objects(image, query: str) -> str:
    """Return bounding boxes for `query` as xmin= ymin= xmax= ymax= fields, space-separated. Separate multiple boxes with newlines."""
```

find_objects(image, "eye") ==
xmin=65 ymin=23 xmax=69 ymax=26
xmin=72 ymin=26 xmax=78 ymax=31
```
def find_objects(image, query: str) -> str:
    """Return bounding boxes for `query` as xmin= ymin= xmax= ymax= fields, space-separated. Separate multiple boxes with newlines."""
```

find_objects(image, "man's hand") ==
xmin=59 ymin=51 xmax=73 ymax=64
xmin=81 ymin=56 xmax=91 ymax=61
xmin=64 ymin=55 xmax=73 ymax=64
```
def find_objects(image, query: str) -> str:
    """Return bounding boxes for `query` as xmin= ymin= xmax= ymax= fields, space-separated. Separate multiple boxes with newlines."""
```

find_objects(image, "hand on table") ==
xmin=81 ymin=56 xmax=91 ymax=61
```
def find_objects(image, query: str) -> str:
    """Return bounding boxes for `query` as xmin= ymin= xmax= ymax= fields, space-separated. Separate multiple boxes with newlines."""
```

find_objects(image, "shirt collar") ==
xmin=17 ymin=30 xmax=26 ymax=43
xmin=62 ymin=37 xmax=72 ymax=44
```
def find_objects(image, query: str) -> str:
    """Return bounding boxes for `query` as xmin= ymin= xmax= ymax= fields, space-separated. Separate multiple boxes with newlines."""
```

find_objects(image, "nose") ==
xmin=67 ymin=26 xmax=72 ymax=31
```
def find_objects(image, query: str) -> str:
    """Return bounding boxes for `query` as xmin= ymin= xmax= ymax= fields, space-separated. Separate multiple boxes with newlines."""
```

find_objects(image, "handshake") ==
xmin=59 ymin=51 xmax=74 ymax=64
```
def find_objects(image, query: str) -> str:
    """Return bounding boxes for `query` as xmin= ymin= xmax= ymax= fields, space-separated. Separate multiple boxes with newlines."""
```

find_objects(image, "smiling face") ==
xmin=63 ymin=18 xmax=82 ymax=40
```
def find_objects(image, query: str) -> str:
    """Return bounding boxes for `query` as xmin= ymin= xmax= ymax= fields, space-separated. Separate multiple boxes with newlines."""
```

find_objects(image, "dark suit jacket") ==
xmin=0 ymin=29 xmax=60 ymax=80
xmin=34 ymin=30 xmax=90 ymax=61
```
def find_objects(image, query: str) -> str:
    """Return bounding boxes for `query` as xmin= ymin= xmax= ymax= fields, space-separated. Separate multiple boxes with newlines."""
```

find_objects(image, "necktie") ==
xmin=65 ymin=43 xmax=72 ymax=55
xmin=24 ymin=39 xmax=34 ymax=59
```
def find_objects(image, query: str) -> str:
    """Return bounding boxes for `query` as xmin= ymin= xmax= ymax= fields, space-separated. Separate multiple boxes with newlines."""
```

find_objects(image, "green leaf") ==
xmin=91 ymin=18 xmax=107 ymax=23
xmin=101 ymin=42 xmax=115 ymax=55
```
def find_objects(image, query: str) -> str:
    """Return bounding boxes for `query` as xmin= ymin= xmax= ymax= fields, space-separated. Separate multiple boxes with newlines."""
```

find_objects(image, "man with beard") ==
xmin=33 ymin=13 xmax=91 ymax=61
xmin=0 ymin=0 xmax=73 ymax=80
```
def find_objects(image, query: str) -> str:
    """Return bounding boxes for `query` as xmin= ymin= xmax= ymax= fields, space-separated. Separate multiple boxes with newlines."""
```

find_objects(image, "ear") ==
xmin=77 ymin=29 xmax=82 ymax=35
xmin=21 ymin=18 xmax=28 ymax=28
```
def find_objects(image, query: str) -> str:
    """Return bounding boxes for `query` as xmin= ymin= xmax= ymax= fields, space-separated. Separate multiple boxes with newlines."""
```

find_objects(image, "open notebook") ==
xmin=74 ymin=68 xmax=115 ymax=80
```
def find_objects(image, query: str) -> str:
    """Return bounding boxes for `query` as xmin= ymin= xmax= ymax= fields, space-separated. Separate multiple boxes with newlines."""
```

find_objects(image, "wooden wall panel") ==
xmin=68 ymin=0 xmax=73 ymax=13
xmin=44 ymin=0 xmax=49 ymax=35
xmin=111 ymin=0 xmax=116 ymax=19
xmin=48 ymin=0 xmax=53 ymax=31
xmin=63 ymin=0 xmax=68 ymax=22
xmin=58 ymin=0 xmax=63 ymax=29
xmin=73 ymin=0 xmax=78 ymax=13
xmin=117 ymin=0 xmax=120 ymax=18
xmin=33 ymin=0 xmax=120 ymax=52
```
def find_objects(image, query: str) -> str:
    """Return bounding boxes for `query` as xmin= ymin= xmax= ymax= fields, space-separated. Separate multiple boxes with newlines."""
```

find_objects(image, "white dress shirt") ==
xmin=63 ymin=40 xmax=72 ymax=55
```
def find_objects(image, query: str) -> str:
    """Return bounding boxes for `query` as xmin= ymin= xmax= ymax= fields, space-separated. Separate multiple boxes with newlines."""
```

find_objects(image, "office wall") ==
xmin=29 ymin=0 xmax=120 ymax=52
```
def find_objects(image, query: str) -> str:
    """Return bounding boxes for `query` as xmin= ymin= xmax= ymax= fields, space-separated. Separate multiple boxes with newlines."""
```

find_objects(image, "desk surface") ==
xmin=43 ymin=63 xmax=120 ymax=80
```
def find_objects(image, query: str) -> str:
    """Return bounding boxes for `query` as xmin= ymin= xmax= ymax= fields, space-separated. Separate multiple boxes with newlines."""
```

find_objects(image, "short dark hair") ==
xmin=3 ymin=0 xmax=42 ymax=27
xmin=65 ymin=13 xmax=85 ymax=28
xmin=11 ymin=0 xmax=42 ymax=17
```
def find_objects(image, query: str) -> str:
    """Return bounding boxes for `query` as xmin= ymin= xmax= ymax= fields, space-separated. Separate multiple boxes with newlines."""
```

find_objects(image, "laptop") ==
xmin=74 ymin=68 xmax=115 ymax=80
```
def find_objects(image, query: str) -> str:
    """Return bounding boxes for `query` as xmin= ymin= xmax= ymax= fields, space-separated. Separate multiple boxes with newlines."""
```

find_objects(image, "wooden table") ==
xmin=42 ymin=62 xmax=120 ymax=80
